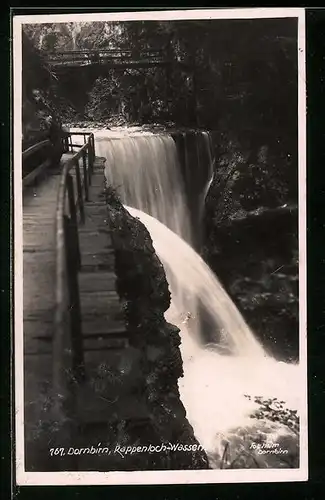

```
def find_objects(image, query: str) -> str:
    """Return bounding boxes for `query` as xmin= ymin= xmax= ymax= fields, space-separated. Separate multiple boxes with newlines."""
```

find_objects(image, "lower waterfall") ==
xmin=126 ymin=206 xmax=300 ymax=461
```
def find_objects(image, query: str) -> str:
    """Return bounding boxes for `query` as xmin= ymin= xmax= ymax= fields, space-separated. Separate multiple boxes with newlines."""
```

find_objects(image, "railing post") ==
xmin=91 ymin=134 xmax=95 ymax=168
xmin=66 ymin=174 xmax=81 ymax=270
xmin=63 ymin=215 xmax=85 ymax=383
xmin=88 ymin=135 xmax=94 ymax=180
xmin=63 ymin=135 xmax=69 ymax=153
xmin=74 ymin=159 xmax=85 ymax=224
xmin=88 ymin=146 xmax=92 ymax=187
xmin=82 ymin=150 xmax=89 ymax=201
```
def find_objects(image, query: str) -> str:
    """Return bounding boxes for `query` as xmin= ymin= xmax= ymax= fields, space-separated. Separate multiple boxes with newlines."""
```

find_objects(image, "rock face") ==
xmin=202 ymin=137 xmax=299 ymax=362
xmin=105 ymin=187 xmax=209 ymax=470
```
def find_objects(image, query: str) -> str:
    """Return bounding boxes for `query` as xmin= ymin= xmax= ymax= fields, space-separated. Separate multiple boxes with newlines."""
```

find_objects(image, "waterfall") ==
xmin=72 ymin=127 xmax=300 ymax=463
xmin=95 ymin=132 xmax=192 ymax=243
xmin=125 ymin=207 xmax=300 ymax=457
xmin=69 ymin=22 xmax=83 ymax=51
xmin=126 ymin=206 xmax=263 ymax=357
xmin=94 ymin=129 xmax=261 ymax=353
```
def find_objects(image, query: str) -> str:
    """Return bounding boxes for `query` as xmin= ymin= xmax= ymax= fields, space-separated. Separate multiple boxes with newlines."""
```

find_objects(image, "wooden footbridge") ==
xmin=23 ymin=132 xmax=148 ymax=471
xmin=46 ymin=48 xmax=172 ymax=69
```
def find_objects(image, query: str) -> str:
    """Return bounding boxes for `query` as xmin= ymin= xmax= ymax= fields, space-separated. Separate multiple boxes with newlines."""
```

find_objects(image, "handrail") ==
xmin=47 ymin=49 xmax=167 ymax=68
xmin=68 ymin=131 xmax=93 ymax=135
xmin=23 ymin=158 xmax=52 ymax=188
xmin=53 ymin=131 xmax=95 ymax=422
xmin=22 ymin=139 xmax=54 ymax=187
xmin=48 ymin=49 xmax=163 ymax=57
xmin=63 ymin=131 xmax=93 ymax=154
xmin=22 ymin=139 xmax=51 ymax=160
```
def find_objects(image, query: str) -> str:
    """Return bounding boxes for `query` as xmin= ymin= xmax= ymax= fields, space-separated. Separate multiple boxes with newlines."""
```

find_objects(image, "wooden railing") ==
xmin=64 ymin=131 xmax=93 ymax=153
xmin=47 ymin=48 xmax=166 ymax=67
xmin=23 ymin=139 xmax=51 ymax=160
xmin=53 ymin=131 xmax=95 ymax=421
xmin=22 ymin=139 xmax=52 ymax=187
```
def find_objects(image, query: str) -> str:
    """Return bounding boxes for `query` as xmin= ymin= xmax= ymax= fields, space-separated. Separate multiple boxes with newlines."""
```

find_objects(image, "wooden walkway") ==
xmin=23 ymin=161 xmax=62 ymax=463
xmin=23 ymin=153 xmax=130 ymax=470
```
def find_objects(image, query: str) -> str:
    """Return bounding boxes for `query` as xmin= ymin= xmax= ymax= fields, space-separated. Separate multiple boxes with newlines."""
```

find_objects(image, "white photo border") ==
xmin=13 ymin=7 xmax=307 ymax=486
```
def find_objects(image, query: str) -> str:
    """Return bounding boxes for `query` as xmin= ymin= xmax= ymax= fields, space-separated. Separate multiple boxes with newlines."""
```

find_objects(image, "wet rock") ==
xmin=105 ymin=186 xmax=209 ymax=470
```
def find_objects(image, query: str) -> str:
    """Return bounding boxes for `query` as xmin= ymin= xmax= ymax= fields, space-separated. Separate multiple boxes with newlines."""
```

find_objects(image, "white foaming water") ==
xmin=71 ymin=127 xmax=301 ymax=461
xmin=126 ymin=206 xmax=263 ymax=357
xmin=95 ymin=132 xmax=192 ymax=242
xmin=93 ymin=129 xmax=263 ymax=356
xmin=126 ymin=207 xmax=301 ymax=460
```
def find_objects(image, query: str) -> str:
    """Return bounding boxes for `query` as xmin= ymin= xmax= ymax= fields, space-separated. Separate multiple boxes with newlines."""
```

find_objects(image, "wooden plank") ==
xmin=78 ymin=228 xmax=112 ymax=239
xmin=83 ymin=203 xmax=107 ymax=213
xmin=82 ymin=327 xmax=127 ymax=339
xmin=23 ymin=216 xmax=56 ymax=223
xmin=79 ymin=242 xmax=114 ymax=255
xmin=23 ymin=139 xmax=51 ymax=160
xmin=23 ymin=198 xmax=59 ymax=208
xmin=23 ymin=177 xmax=61 ymax=206
xmin=78 ymin=272 xmax=117 ymax=292
xmin=80 ymin=248 xmax=114 ymax=258
xmin=24 ymin=338 xmax=52 ymax=355
xmin=23 ymin=211 xmax=57 ymax=219
xmin=23 ymin=300 xmax=55 ymax=316
xmin=81 ymin=209 xmax=106 ymax=221
xmin=76 ymin=385 xmax=149 ymax=424
xmin=23 ymin=159 xmax=52 ymax=188
xmin=23 ymin=243 xmax=55 ymax=251
xmin=84 ymin=201 xmax=107 ymax=207
xmin=23 ymin=235 xmax=55 ymax=302
xmin=24 ymin=320 xmax=54 ymax=339
xmin=23 ymin=262 xmax=56 ymax=295
xmin=82 ymin=311 xmax=125 ymax=325
xmin=23 ymin=203 xmax=58 ymax=212
xmin=78 ymin=233 xmax=113 ymax=249
xmin=24 ymin=317 xmax=126 ymax=340
xmin=80 ymin=263 xmax=115 ymax=273
xmin=77 ymin=227 xmax=108 ymax=235
xmin=24 ymin=310 xmax=55 ymax=323
xmin=80 ymin=290 xmax=119 ymax=300
xmin=77 ymin=395 xmax=149 ymax=424
xmin=81 ymin=254 xmax=115 ymax=271
xmin=88 ymin=180 xmax=106 ymax=188
xmin=85 ymin=203 xmax=108 ymax=213
xmin=24 ymin=352 xmax=53 ymax=435
xmin=80 ymin=293 xmax=121 ymax=316
xmin=77 ymin=230 xmax=112 ymax=239
xmin=82 ymin=318 xmax=126 ymax=336
xmin=83 ymin=337 xmax=128 ymax=351
xmin=80 ymin=218 xmax=109 ymax=230
xmin=24 ymin=352 xmax=56 ymax=472
xmin=23 ymin=204 xmax=58 ymax=212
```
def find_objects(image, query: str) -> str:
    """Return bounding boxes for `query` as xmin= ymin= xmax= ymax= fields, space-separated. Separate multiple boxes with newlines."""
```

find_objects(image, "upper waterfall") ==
xmin=95 ymin=132 xmax=192 ymax=243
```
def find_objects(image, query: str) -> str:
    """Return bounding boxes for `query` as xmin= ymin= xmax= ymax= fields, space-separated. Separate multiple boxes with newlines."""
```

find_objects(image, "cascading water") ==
xmin=125 ymin=207 xmax=300 ymax=462
xmin=125 ymin=206 xmax=263 ymax=357
xmin=95 ymin=132 xmax=192 ymax=242
xmin=72 ymin=127 xmax=301 ymax=467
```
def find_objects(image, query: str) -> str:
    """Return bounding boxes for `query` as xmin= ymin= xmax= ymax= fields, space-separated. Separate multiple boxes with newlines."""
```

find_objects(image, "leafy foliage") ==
xmin=23 ymin=22 xmax=123 ymax=52
xmin=245 ymin=395 xmax=299 ymax=435
xmin=208 ymin=396 xmax=299 ymax=469
xmin=23 ymin=18 xmax=298 ymax=136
